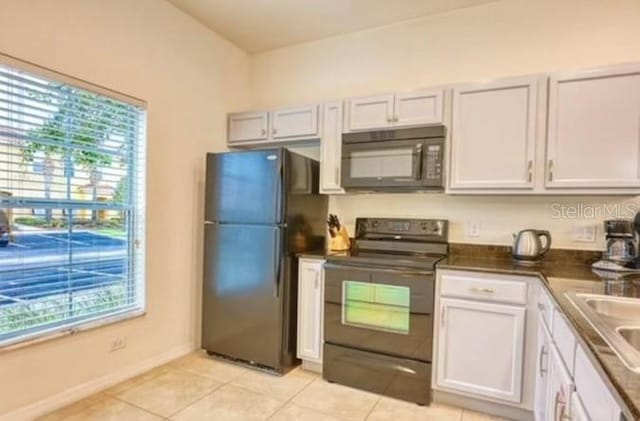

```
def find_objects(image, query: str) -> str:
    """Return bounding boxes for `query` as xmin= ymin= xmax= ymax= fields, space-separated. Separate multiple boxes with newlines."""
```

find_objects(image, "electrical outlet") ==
xmin=110 ymin=336 xmax=127 ymax=352
xmin=466 ymin=221 xmax=481 ymax=238
xmin=572 ymin=225 xmax=596 ymax=243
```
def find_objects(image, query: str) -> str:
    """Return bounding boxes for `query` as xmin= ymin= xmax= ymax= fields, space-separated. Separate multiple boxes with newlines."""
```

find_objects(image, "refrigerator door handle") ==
xmin=273 ymin=229 xmax=283 ymax=298
xmin=274 ymin=151 xmax=284 ymax=224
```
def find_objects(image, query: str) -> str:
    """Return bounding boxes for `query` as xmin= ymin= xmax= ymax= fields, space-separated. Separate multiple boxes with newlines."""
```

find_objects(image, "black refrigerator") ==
xmin=202 ymin=148 xmax=327 ymax=374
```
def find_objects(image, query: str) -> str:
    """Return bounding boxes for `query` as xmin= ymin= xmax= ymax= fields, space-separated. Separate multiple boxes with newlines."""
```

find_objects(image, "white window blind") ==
xmin=0 ymin=55 xmax=146 ymax=347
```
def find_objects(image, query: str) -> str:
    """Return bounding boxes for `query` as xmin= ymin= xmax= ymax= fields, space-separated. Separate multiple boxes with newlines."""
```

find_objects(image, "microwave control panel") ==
xmin=425 ymin=144 xmax=442 ymax=181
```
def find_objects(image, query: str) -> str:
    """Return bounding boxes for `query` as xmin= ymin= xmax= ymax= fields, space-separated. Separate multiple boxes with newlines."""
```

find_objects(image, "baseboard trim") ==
xmin=2 ymin=343 xmax=195 ymax=421
xmin=433 ymin=390 xmax=534 ymax=421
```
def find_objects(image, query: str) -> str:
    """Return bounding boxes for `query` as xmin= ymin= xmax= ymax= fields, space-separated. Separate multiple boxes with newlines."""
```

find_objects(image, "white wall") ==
xmin=251 ymin=0 xmax=640 ymax=249
xmin=0 ymin=0 xmax=250 ymax=416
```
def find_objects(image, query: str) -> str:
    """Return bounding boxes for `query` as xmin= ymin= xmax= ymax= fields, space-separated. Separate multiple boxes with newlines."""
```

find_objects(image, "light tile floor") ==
xmin=38 ymin=351 xmax=507 ymax=421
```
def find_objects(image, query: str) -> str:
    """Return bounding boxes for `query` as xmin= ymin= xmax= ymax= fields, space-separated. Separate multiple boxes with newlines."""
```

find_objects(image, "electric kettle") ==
xmin=512 ymin=229 xmax=552 ymax=262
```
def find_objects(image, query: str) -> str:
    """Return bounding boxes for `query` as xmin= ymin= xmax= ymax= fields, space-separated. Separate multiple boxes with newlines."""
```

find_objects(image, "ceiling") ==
xmin=167 ymin=0 xmax=500 ymax=53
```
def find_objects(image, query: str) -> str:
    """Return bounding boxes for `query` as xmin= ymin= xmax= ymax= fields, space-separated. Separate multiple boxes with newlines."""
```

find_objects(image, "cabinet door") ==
xmin=297 ymin=259 xmax=324 ymax=363
xmin=546 ymin=64 xmax=640 ymax=188
xmin=534 ymin=315 xmax=552 ymax=421
xmin=546 ymin=345 xmax=574 ymax=421
xmin=346 ymin=94 xmax=394 ymax=131
xmin=570 ymin=393 xmax=589 ymax=421
xmin=228 ymin=111 xmax=269 ymax=143
xmin=449 ymin=76 xmax=539 ymax=190
xmin=320 ymin=101 xmax=345 ymax=194
xmin=436 ymin=298 xmax=526 ymax=403
xmin=574 ymin=345 xmax=621 ymax=421
xmin=271 ymin=105 xmax=319 ymax=140
xmin=394 ymin=88 xmax=444 ymax=127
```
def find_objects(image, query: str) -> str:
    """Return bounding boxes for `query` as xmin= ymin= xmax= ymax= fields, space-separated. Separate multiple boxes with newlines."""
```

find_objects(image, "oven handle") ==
xmin=324 ymin=262 xmax=434 ymax=276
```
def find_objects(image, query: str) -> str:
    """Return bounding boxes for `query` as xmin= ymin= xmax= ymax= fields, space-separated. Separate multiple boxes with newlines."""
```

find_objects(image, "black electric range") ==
xmin=323 ymin=217 xmax=449 ymax=405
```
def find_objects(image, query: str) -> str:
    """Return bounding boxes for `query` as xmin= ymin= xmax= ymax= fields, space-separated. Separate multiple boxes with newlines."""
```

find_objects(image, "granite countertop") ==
xmin=296 ymin=249 xmax=350 ymax=259
xmin=438 ymin=246 xmax=640 ymax=420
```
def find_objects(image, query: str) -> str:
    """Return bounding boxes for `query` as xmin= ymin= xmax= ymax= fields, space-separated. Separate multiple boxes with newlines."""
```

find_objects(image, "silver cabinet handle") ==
xmin=314 ymin=271 xmax=320 ymax=289
xmin=394 ymin=115 xmax=399 ymax=122
xmin=386 ymin=116 xmax=393 ymax=123
xmin=261 ymin=128 xmax=267 ymax=136
xmin=538 ymin=344 xmax=548 ymax=378
xmin=470 ymin=287 xmax=494 ymax=293
xmin=273 ymin=128 xmax=277 ymax=135
xmin=335 ymin=167 xmax=340 ymax=184
xmin=537 ymin=302 xmax=545 ymax=312
xmin=527 ymin=160 xmax=533 ymax=183
xmin=548 ymin=159 xmax=554 ymax=182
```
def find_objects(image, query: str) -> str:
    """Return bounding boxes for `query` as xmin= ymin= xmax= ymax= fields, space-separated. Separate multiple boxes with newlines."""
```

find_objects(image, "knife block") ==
xmin=329 ymin=227 xmax=351 ymax=251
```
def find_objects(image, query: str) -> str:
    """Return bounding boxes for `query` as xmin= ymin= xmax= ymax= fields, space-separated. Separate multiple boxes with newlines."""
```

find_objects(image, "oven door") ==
xmin=324 ymin=263 xmax=434 ymax=362
xmin=341 ymin=139 xmax=425 ymax=189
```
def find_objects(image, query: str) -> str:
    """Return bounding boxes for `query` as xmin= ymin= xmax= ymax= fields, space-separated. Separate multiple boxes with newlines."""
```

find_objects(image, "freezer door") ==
xmin=205 ymin=150 xmax=283 ymax=224
xmin=202 ymin=223 xmax=284 ymax=369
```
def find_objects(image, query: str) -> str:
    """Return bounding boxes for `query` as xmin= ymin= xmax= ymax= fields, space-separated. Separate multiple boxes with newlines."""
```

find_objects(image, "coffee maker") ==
xmin=592 ymin=217 xmax=640 ymax=272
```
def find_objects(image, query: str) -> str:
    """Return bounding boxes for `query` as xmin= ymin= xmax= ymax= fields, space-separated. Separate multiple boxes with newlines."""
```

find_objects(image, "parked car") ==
xmin=0 ymin=209 xmax=9 ymax=247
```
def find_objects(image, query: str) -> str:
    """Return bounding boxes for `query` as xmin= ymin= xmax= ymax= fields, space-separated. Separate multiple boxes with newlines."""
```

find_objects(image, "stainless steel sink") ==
xmin=619 ymin=327 xmax=640 ymax=353
xmin=587 ymin=297 xmax=640 ymax=319
xmin=566 ymin=292 xmax=640 ymax=373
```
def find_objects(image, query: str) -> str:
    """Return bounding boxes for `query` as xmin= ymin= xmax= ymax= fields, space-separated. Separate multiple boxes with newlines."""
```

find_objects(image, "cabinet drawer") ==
xmin=440 ymin=272 xmax=528 ymax=305
xmin=551 ymin=311 xmax=576 ymax=376
xmin=537 ymin=285 xmax=555 ymax=331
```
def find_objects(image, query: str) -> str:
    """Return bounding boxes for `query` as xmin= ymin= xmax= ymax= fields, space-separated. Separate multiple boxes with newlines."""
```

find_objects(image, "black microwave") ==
xmin=341 ymin=126 xmax=445 ymax=192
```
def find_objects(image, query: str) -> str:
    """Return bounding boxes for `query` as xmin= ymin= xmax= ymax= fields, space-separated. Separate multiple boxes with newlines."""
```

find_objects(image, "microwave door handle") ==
xmin=413 ymin=144 xmax=423 ymax=181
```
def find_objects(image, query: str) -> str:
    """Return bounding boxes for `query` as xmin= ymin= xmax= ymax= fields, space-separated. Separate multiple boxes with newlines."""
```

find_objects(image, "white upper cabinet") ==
xmin=320 ymin=101 xmax=345 ymax=194
xmin=271 ymin=105 xmax=319 ymax=140
xmin=228 ymin=111 xmax=269 ymax=143
xmin=449 ymin=76 xmax=541 ymax=190
xmin=346 ymin=94 xmax=395 ymax=131
xmin=394 ymin=88 xmax=444 ymax=127
xmin=546 ymin=63 xmax=640 ymax=189
xmin=345 ymin=89 xmax=445 ymax=132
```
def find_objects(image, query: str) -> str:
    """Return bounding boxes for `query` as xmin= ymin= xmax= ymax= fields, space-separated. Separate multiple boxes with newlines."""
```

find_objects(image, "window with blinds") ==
xmin=0 ymin=55 xmax=146 ymax=347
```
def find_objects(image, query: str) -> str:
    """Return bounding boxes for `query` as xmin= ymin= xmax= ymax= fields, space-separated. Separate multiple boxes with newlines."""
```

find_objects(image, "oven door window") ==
xmin=342 ymin=280 xmax=410 ymax=334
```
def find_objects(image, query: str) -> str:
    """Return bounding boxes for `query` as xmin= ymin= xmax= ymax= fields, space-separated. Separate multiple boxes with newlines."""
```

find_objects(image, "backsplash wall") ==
xmin=330 ymin=194 xmax=640 ymax=250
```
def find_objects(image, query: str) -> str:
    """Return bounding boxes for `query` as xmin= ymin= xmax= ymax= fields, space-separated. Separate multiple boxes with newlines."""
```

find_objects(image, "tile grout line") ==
xmin=108 ymin=394 xmax=170 ymax=419
xmin=363 ymin=396 xmax=383 ymax=421
xmin=264 ymin=370 xmax=320 ymax=420
xmin=287 ymin=374 xmax=382 ymax=421
xmin=267 ymin=372 xmax=328 ymax=420
xmin=163 ymin=374 xmax=232 ymax=419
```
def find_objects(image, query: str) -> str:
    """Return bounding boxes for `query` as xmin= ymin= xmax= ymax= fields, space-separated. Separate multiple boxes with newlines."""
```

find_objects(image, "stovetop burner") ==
xmin=327 ymin=217 xmax=449 ymax=270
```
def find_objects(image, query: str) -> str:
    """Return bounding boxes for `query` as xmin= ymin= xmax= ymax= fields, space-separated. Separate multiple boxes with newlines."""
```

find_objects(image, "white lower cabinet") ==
xmin=435 ymin=271 xmax=626 ymax=421
xmin=532 ymin=287 xmax=623 ymax=421
xmin=296 ymin=258 xmax=325 ymax=370
xmin=570 ymin=393 xmax=589 ymax=421
xmin=573 ymin=344 xmax=621 ymax=421
xmin=534 ymin=315 xmax=552 ymax=421
xmin=436 ymin=298 xmax=526 ymax=403
xmin=546 ymin=345 xmax=574 ymax=421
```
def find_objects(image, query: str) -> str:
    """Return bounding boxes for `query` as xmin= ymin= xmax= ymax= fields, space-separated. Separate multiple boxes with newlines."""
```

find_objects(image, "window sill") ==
xmin=0 ymin=309 xmax=146 ymax=353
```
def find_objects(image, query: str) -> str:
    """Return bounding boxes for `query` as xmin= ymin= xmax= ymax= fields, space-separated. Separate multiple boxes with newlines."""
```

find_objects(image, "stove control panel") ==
xmin=356 ymin=218 xmax=448 ymax=241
